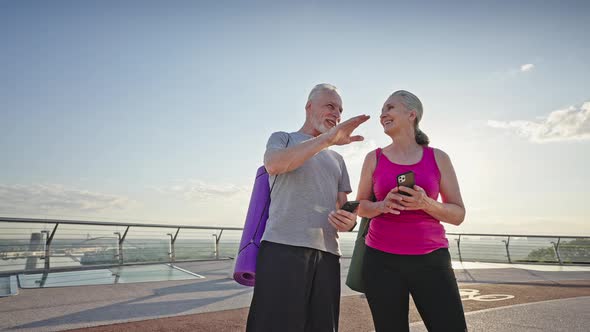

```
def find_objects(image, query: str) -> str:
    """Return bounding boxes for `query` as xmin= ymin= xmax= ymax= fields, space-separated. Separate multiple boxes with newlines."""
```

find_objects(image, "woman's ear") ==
xmin=408 ymin=109 xmax=417 ymax=122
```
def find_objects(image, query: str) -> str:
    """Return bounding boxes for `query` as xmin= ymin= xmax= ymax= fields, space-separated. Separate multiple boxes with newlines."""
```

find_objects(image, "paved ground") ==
xmin=63 ymin=280 xmax=590 ymax=332
xmin=1 ymin=260 xmax=589 ymax=332
xmin=411 ymin=296 xmax=590 ymax=332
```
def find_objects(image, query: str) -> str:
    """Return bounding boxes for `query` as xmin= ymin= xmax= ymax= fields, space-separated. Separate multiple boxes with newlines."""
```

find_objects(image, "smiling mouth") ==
xmin=326 ymin=119 xmax=337 ymax=127
xmin=383 ymin=120 xmax=393 ymax=126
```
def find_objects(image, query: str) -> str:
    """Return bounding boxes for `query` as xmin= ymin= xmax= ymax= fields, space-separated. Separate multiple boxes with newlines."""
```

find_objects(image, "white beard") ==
xmin=314 ymin=118 xmax=330 ymax=134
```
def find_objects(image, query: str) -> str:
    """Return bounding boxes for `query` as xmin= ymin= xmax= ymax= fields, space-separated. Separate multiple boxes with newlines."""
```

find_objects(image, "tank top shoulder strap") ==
xmin=375 ymin=148 xmax=383 ymax=169
xmin=371 ymin=148 xmax=384 ymax=201
xmin=423 ymin=146 xmax=435 ymax=164
xmin=422 ymin=146 xmax=441 ymax=178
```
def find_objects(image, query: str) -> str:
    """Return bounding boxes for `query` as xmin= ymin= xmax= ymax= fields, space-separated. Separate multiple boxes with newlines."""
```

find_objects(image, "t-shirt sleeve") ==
xmin=338 ymin=156 xmax=352 ymax=193
xmin=264 ymin=131 xmax=290 ymax=162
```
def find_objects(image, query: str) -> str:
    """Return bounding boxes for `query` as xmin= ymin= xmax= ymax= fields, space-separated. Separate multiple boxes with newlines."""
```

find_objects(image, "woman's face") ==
xmin=380 ymin=95 xmax=415 ymax=134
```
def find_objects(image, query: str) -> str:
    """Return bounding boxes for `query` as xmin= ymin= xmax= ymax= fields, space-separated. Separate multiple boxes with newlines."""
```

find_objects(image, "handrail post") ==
xmin=503 ymin=236 xmax=512 ymax=263
xmin=114 ymin=232 xmax=121 ymax=264
xmin=42 ymin=224 xmax=59 ymax=272
xmin=553 ymin=238 xmax=562 ymax=265
xmin=167 ymin=228 xmax=181 ymax=263
xmin=456 ymin=235 xmax=463 ymax=263
xmin=114 ymin=226 xmax=130 ymax=265
xmin=212 ymin=229 xmax=224 ymax=260
xmin=217 ymin=229 xmax=224 ymax=259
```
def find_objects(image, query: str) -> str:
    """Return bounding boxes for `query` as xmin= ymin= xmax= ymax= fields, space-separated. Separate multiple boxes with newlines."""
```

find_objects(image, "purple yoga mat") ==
xmin=233 ymin=166 xmax=271 ymax=286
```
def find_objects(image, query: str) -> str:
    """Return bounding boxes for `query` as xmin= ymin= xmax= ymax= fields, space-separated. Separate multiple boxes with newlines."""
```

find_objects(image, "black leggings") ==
xmin=363 ymin=246 xmax=467 ymax=332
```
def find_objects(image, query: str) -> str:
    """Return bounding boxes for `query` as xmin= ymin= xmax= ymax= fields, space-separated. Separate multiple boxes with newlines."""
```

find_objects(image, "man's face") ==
xmin=307 ymin=90 xmax=343 ymax=134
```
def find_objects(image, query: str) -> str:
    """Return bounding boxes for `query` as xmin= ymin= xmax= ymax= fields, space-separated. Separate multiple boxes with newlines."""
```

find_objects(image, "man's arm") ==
xmin=264 ymin=134 xmax=331 ymax=175
xmin=264 ymin=115 xmax=369 ymax=175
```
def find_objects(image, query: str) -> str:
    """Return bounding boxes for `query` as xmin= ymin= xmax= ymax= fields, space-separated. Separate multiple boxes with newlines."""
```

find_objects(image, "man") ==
xmin=246 ymin=83 xmax=370 ymax=331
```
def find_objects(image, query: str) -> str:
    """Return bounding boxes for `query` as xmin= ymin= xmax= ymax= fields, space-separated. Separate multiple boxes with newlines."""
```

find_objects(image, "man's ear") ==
xmin=305 ymin=100 xmax=312 ymax=114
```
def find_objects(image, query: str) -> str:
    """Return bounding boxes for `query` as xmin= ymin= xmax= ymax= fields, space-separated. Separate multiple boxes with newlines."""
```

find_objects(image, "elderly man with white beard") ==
xmin=246 ymin=83 xmax=369 ymax=332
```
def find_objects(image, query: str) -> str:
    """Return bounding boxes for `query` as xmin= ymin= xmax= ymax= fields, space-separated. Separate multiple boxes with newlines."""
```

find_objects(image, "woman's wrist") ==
xmin=422 ymin=196 xmax=438 ymax=214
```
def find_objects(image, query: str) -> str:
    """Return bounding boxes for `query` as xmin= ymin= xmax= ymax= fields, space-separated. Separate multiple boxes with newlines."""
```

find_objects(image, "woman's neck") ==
xmin=387 ymin=132 xmax=422 ymax=155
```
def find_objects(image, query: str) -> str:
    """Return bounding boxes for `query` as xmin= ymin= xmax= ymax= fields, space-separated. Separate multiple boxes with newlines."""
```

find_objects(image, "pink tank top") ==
xmin=365 ymin=146 xmax=449 ymax=255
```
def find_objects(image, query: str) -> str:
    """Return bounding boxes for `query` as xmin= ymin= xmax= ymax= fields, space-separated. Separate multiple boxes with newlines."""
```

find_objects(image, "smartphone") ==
xmin=340 ymin=200 xmax=360 ymax=213
xmin=396 ymin=171 xmax=415 ymax=196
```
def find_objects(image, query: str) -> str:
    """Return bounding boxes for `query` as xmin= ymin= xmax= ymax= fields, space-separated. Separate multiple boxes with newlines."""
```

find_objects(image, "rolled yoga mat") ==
xmin=233 ymin=166 xmax=271 ymax=286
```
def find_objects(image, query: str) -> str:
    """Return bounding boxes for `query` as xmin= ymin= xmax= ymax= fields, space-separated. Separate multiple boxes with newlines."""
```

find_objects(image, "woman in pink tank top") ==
xmin=356 ymin=90 xmax=467 ymax=331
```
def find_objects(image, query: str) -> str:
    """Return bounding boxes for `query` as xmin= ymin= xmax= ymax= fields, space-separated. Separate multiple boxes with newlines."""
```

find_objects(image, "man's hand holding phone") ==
xmin=329 ymin=201 xmax=359 ymax=232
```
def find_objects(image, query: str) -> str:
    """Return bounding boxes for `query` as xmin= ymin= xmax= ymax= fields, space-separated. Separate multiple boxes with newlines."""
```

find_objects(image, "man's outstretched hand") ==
xmin=324 ymin=115 xmax=370 ymax=146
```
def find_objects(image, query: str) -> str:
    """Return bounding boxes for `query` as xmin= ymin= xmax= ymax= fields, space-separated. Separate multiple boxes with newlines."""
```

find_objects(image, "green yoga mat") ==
xmin=345 ymin=217 xmax=371 ymax=293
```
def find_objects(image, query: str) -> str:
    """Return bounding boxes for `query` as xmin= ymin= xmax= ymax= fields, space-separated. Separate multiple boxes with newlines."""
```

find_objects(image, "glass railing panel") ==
xmin=458 ymin=235 xmax=510 ymax=263
xmin=508 ymin=237 xmax=558 ymax=263
xmin=0 ymin=222 xmax=61 ymax=272
xmin=216 ymin=230 xmax=242 ymax=259
xmin=50 ymin=223 xmax=124 ymax=269
xmin=558 ymin=237 xmax=590 ymax=264
xmin=122 ymin=227 xmax=178 ymax=264
xmin=173 ymin=228 xmax=218 ymax=261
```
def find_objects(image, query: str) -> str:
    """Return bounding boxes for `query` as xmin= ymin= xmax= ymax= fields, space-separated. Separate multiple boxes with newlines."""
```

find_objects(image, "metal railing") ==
xmin=0 ymin=217 xmax=242 ymax=276
xmin=1 ymin=217 xmax=589 ymax=276
xmin=445 ymin=233 xmax=589 ymax=265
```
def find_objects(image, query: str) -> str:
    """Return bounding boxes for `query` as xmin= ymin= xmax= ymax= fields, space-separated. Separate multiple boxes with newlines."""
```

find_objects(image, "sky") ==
xmin=1 ymin=0 xmax=589 ymax=236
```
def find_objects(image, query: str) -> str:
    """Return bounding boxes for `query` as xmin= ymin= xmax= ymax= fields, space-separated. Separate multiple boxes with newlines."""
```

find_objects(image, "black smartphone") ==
xmin=340 ymin=201 xmax=360 ymax=213
xmin=396 ymin=171 xmax=415 ymax=196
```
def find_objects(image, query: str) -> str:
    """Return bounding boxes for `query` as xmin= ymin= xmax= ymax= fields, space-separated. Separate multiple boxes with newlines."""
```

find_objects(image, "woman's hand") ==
xmin=329 ymin=209 xmax=358 ymax=232
xmin=375 ymin=189 xmax=405 ymax=215
xmin=398 ymin=185 xmax=433 ymax=211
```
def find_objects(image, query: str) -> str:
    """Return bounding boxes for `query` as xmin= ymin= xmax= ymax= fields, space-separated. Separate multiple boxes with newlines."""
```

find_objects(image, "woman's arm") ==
xmin=356 ymin=150 xmax=403 ymax=218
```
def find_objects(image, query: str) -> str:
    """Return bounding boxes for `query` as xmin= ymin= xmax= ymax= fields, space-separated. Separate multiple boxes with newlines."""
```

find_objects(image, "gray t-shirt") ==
xmin=261 ymin=131 xmax=352 ymax=256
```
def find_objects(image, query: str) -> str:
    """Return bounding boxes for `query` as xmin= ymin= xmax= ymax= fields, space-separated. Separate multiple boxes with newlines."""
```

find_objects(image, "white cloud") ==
xmin=156 ymin=180 xmax=250 ymax=201
xmin=0 ymin=184 xmax=132 ymax=214
xmin=489 ymin=63 xmax=536 ymax=80
xmin=488 ymin=101 xmax=590 ymax=143
xmin=520 ymin=63 xmax=535 ymax=72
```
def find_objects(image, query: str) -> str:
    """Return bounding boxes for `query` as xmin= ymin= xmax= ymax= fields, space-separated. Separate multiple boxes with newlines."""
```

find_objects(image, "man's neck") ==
xmin=298 ymin=122 xmax=321 ymax=137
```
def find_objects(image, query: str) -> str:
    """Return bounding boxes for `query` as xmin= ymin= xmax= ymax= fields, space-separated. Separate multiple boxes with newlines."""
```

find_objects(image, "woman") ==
xmin=357 ymin=90 xmax=467 ymax=331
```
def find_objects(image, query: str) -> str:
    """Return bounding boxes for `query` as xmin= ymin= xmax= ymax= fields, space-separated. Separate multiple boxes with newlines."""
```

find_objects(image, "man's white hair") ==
xmin=307 ymin=83 xmax=339 ymax=103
